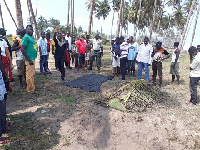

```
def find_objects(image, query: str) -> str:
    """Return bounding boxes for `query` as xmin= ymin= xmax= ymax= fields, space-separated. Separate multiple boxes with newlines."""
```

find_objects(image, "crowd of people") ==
xmin=0 ymin=24 xmax=200 ymax=143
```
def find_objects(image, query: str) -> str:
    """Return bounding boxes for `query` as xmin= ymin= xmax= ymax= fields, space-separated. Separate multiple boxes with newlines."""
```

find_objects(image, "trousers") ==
xmin=138 ymin=62 xmax=149 ymax=81
xmin=90 ymin=50 xmax=101 ymax=70
xmin=152 ymin=61 xmax=162 ymax=85
xmin=120 ymin=57 xmax=128 ymax=80
xmin=190 ymin=77 xmax=200 ymax=105
xmin=25 ymin=60 xmax=35 ymax=92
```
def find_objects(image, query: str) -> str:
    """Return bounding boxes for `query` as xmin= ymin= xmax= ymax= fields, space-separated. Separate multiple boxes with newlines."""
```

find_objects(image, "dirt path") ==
xmin=3 ymin=49 xmax=200 ymax=150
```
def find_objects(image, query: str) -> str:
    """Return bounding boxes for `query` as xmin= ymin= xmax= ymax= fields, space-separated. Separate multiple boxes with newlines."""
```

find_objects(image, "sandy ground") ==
xmin=4 ymin=49 xmax=200 ymax=150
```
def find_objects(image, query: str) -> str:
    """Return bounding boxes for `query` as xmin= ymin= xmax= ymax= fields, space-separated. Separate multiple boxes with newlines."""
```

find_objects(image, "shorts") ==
xmin=170 ymin=62 xmax=179 ymax=75
xmin=85 ymin=53 xmax=90 ymax=61
xmin=17 ymin=60 xmax=25 ymax=75
xmin=79 ymin=53 xmax=85 ymax=64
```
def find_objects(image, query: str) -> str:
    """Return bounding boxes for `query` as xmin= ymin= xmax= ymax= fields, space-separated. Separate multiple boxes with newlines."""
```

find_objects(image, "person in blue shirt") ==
xmin=127 ymin=36 xmax=138 ymax=77
xmin=112 ymin=37 xmax=121 ymax=76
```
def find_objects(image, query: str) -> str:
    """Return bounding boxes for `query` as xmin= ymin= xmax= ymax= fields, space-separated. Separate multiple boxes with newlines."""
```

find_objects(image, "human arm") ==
xmin=38 ymin=40 xmax=42 ymax=56
xmin=162 ymin=50 xmax=170 ymax=60
xmin=174 ymin=49 xmax=180 ymax=63
xmin=21 ymin=45 xmax=33 ymax=65
xmin=5 ymin=48 xmax=12 ymax=66
xmin=0 ymin=59 xmax=8 ymax=83
xmin=11 ymin=39 xmax=20 ymax=51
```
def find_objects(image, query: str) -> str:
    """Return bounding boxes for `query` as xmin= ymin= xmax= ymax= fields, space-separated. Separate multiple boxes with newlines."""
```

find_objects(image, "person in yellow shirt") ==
xmin=12 ymin=29 xmax=20 ymax=41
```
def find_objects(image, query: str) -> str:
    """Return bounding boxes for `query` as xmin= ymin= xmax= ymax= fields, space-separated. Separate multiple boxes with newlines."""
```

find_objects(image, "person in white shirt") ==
xmin=170 ymin=42 xmax=180 ymax=84
xmin=136 ymin=37 xmax=153 ymax=81
xmin=188 ymin=46 xmax=200 ymax=105
xmin=88 ymin=35 xmax=102 ymax=73
xmin=65 ymin=31 xmax=71 ymax=51
xmin=119 ymin=36 xmax=129 ymax=80
xmin=38 ymin=32 xmax=48 ymax=74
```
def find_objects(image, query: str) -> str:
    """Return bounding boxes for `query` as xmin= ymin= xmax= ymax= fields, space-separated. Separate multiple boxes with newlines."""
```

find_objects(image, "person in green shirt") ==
xmin=21 ymin=25 xmax=37 ymax=93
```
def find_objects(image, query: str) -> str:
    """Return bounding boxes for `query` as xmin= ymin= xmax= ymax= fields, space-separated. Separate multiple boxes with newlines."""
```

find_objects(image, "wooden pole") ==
xmin=0 ymin=3 xmax=5 ymax=29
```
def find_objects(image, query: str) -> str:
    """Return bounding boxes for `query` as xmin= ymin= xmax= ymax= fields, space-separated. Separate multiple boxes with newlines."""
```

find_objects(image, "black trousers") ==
xmin=120 ymin=57 xmax=128 ymax=80
xmin=190 ymin=77 xmax=200 ymax=105
xmin=56 ymin=56 xmax=65 ymax=78
xmin=0 ymin=95 xmax=6 ymax=137
xmin=152 ymin=61 xmax=162 ymax=85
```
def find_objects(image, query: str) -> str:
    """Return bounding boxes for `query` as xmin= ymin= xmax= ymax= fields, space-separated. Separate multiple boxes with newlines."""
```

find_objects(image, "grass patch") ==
xmin=56 ymin=96 xmax=76 ymax=104
xmin=108 ymin=98 xmax=126 ymax=111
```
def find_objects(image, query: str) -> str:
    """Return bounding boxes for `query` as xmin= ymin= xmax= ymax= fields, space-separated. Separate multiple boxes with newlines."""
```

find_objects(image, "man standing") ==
xmin=188 ymin=46 xmax=200 ymax=105
xmin=112 ymin=37 xmax=121 ymax=76
xmin=21 ymin=25 xmax=37 ymax=93
xmin=12 ymin=29 xmax=26 ymax=87
xmin=119 ymin=37 xmax=129 ymax=80
xmin=62 ymin=34 xmax=71 ymax=69
xmin=0 ymin=28 xmax=12 ymax=58
xmin=127 ymin=36 xmax=138 ymax=77
xmin=46 ymin=33 xmax=51 ymax=73
xmin=65 ymin=31 xmax=71 ymax=51
xmin=53 ymin=28 xmax=67 ymax=80
xmin=136 ymin=37 xmax=153 ymax=81
xmin=76 ymin=35 xmax=86 ymax=72
xmin=151 ymin=42 xmax=170 ymax=87
xmin=88 ymin=35 xmax=102 ymax=73
xmin=170 ymin=42 xmax=180 ymax=84
xmin=38 ymin=32 xmax=48 ymax=74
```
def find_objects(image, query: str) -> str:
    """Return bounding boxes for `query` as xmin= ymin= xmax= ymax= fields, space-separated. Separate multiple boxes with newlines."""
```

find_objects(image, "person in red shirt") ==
xmin=76 ymin=35 xmax=86 ymax=72
xmin=46 ymin=33 xmax=51 ymax=73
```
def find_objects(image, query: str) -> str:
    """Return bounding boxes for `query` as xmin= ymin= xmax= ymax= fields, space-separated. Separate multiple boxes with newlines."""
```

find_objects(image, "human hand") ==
xmin=29 ymin=60 xmax=34 ymax=65
xmin=55 ymin=27 xmax=59 ymax=33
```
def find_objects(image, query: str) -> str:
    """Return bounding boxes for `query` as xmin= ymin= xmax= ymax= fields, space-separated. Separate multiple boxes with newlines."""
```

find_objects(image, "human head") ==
xmin=46 ymin=33 xmax=50 ymax=40
xmin=79 ymin=35 xmax=83 ymax=41
xmin=120 ymin=36 xmax=124 ymax=43
xmin=127 ymin=38 xmax=129 ymax=43
xmin=188 ymin=46 xmax=197 ymax=56
xmin=41 ymin=31 xmax=46 ymax=39
xmin=197 ymin=45 xmax=200 ymax=50
xmin=19 ymin=29 xmax=26 ymax=38
xmin=62 ymin=33 xmax=65 ymax=40
xmin=129 ymin=36 xmax=133 ymax=43
xmin=57 ymin=32 xmax=62 ymax=41
xmin=66 ymin=31 xmax=70 ymax=37
xmin=144 ymin=37 xmax=149 ymax=45
xmin=155 ymin=41 xmax=162 ymax=50
xmin=174 ymin=42 xmax=179 ymax=48
xmin=16 ymin=29 xmax=20 ymax=35
xmin=86 ymin=34 xmax=90 ymax=40
xmin=115 ymin=37 xmax=120 ymax=44
xmin=111 ymin=40 xmax=114 ymax=45
xmin=26 ymin=25 xmax=33 ymax=36
xmin=95 ymin=34 xmax=99 ymax=40
xmin=0 ymin=28 xmax=6 ymax=36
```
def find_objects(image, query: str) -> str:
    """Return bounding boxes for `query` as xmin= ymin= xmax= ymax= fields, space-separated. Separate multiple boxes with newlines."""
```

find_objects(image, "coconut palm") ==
xmin=27 ymin=0 xmax=39 ymax=38
xmin=71 ymin=0 xmax=74 ymax=38
xmin=67 ymin=0 xmax=70 ymax=29
xmin=0 ymin=4 xmax=5 ymax=29
xmin=15 ymin=0 xmax=24 ymax=29
xmin=190 ymin=3 xmax=200 ymax=46
xmin=87 ymin=0 xmax=95 ymax=36
xmin=116 ymin=0 xmax=124 ymax=37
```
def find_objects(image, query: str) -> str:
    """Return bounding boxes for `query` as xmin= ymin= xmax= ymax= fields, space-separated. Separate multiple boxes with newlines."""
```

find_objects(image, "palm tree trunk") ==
xmin=149 ymin=0 xmax=157 ymax=42
xmin=110 ymin=10 xmax=115 ymax=42
xmin=180 ymin=0 xmax=196 ymax=50
xmin=133 ymin=0 xmax=142 ymax=39
xmin=120 ymin=0 xmax=124 ymax=37
xmin=3 ymin=0 xmax=18 ymax=28
xmin=87 ymin=0 xmax=95 ymax=36
xmin=28 ymin=0 xmax=39 ymax=39
xmin=71 ymin=0 xmax=74 ymax=38
xmin=67 ymin=0 xmax=70 ymax=30
xmin=117 ymin=0 xmax=123 ymax=37
xmin=190 ymin=4 xmax=200 ymax=47
xmin=0 ymin=4 xmax=5 ymax=29
xmin=15 ymin=0 xmax=24 ymax=29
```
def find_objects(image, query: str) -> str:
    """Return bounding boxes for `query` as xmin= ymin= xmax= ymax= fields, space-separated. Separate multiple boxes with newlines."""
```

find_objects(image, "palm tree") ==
xmin=149 ymin=0 xmax=157 ymax=42
xmin=116 ymin=0 xmax=124 ymax=37
xmin=3 ymin=0 xmax=18 ymax=28
xmin=0 ymin=3 xmax=5 ymax=29
xmin=87 ymin=0 xmax=95 ymax=36
xmin=180 ymin=0 xmax=196 ymax=50
xmin=190 ymin=3 xmax=200 ymax=46
xmin=27 ymin=0 xmax=39 ymax=38
xmin=71 ymin=0 xmax=74 ymax=38
xmin=67 ymin=0 xmax=70 ymax=29
xmin=15 ymin=0 xmax=24 ymax=29
xmin=133 ymin=0 xmax=142 ymax=39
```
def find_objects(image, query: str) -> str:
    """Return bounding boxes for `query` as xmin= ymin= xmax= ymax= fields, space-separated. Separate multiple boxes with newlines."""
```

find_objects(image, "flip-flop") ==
xmin=0 ymin=138 xmax=10 ymax=144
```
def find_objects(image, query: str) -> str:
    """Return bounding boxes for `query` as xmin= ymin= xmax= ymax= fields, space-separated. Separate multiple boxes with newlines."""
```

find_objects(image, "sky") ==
xmin=0 ymin=0 xmax=199 ymax=49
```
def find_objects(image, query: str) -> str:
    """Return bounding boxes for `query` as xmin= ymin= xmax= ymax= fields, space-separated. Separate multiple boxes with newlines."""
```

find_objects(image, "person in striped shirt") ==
xmin=119 ymin=37 xmax=129 ymax=80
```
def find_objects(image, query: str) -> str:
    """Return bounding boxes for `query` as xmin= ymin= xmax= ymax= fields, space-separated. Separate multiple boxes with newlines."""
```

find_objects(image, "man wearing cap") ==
xmin=88 ymin=35 xmax=102 ymax=73
xmin=170 ymin=42 xmax=180 ymax=84
xmin=151 ymin=42 xmax=170 ymax=87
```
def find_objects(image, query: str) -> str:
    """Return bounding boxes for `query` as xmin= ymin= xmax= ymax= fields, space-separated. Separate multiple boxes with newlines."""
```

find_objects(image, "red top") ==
xmin=76 ymin=40 xmax=86 ymax=54
xmin=47 ymin=39 xmax=51 ymax=52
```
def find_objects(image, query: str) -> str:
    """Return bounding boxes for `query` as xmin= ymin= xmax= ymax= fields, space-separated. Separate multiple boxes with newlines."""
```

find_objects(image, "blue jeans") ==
xmin=40 ymin=55 xmax=47 ymax=72
xmin=138 ymin=62 xmax=149 ymax=81
xmin=128 ymin=60 xmax=136 ymax=73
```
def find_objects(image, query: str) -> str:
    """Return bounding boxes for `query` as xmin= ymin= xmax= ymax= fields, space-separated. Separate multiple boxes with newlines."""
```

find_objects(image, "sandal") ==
xmin=0 ymin=138 xmax=9 ymax=144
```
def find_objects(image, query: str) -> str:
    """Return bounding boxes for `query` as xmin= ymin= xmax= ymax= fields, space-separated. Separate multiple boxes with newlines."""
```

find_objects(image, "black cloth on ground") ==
xmin=63 ymin=74 xmax=113 ymax=92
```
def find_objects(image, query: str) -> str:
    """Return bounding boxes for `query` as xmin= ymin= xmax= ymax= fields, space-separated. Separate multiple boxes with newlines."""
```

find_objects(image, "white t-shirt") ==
xmin=120 ymin=42 xmax=129 ymax=58
xmin=190 ymin=52 xmax=200 ymax=77
xmin=0 ymin=38 xmax=8 ymax=56
xmin=136 ymin=43 xmax=153 ymax=64
xmin=92 ymin=39 xmax=102 ymax=50
xmin=65 ymin=36 xmax=71 ymax=50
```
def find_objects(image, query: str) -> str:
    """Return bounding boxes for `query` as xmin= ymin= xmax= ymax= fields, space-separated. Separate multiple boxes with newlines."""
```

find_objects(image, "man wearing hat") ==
xmin=170 ymin=42 xmax=180 ymax=84
xmin=151 ymin=42 xmax=170 ymax=87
